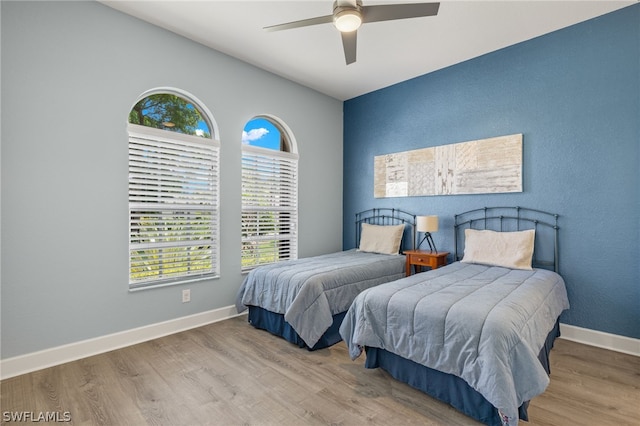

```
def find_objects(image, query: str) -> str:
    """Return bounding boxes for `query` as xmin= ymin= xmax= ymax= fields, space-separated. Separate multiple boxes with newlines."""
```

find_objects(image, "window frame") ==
xmin=241 ymin=116 xmax=299 ymax=272
xmin=127 ymin=90 xmax=220 ymax=291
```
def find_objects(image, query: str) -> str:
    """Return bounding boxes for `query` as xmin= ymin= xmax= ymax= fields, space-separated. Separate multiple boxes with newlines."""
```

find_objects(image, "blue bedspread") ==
xmin=236 ymin=249 xmax=406 ymax=348
xmin=339 ymin=262 xmax=569 ymax=426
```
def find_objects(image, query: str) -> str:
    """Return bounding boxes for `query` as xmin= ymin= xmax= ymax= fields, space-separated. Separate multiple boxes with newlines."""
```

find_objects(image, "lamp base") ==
xmin=417 ymin=233 xmax=438 ymax=253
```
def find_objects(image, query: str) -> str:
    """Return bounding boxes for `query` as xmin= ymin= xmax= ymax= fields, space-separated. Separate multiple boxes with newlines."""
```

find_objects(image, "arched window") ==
xmin=241 ymin=116 xmax=298 ymax=271
xmin=128 ymin=89 xmax=220 ymax=290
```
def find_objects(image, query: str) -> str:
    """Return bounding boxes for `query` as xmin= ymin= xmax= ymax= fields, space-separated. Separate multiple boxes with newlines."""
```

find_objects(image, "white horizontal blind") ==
xmin=241 ymin=144 xmax=298 ymax=272
xmin=128 ymin=124 xmax=220 ymax=289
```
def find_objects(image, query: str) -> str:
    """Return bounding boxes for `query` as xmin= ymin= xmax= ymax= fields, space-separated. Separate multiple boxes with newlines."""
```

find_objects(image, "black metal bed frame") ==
xmin=355 ymin=208 xmax=416 ymax=253
xmin=454 ymin=206 xmax=560 ymax=272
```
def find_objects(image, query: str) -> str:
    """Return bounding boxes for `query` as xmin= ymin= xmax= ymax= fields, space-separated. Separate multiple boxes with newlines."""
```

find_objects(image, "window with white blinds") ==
xmin=241 ymin=144 xmax=298 ymax=272
xmin=128 ymin=123 xmax=220 ymax=289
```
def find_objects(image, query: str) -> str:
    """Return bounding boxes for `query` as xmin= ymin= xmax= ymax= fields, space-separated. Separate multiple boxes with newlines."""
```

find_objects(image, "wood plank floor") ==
xmin=2 ymin=316 xmax=639 ymax=425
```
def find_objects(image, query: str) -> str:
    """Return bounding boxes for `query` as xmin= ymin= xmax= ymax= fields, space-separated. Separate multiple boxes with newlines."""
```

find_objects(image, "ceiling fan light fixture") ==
xmin=265 ymin=1 xmax=440 ymax=65
xmin=334 ymin=8 xmax=362 ymax=32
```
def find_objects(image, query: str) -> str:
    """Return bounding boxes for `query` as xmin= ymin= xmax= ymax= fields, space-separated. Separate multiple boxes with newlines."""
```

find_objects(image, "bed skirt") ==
xmin=247 ymin=306 xmax=347 ymax=350
xmin=364 ymin=320 xmax=561 ymax=426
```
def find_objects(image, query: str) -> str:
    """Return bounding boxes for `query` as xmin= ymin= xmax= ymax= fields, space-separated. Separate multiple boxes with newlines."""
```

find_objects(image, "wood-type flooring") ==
xmin=2 ymin=316 xmax=638 ymax=425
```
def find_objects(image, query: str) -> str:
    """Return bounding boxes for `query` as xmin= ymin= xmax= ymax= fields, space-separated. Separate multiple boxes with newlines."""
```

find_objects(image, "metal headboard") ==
xmin=355 ymin=208 xmax=416 ymax=253
xmin=454 ymin=206 xmax=560 ymax=272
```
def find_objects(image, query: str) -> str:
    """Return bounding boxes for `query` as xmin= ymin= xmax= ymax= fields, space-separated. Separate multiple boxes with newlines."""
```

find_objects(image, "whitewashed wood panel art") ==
xmin=374 ymin=134 xmax=522 ymax=198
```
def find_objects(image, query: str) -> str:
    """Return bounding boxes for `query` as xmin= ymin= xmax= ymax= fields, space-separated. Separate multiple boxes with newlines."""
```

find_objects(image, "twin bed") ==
xmin=236 ymin=208 xmax=416 ymax=350
xmin=236 ymin=206 xmax=569 ymax=426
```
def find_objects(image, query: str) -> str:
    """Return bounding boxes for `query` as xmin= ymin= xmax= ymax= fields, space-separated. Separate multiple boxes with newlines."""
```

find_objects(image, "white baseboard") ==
xmin=2 ymin=316 xmax=636 ymax=380
xmin=0 ymin=305 xmax=245 ymax=380
xmin=559 ymin=323 xmax=640 ymax=356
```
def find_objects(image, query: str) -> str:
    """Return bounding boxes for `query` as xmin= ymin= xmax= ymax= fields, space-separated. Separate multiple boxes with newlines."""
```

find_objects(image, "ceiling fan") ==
xmin=264 ymin=1 xmax=440 ymax=65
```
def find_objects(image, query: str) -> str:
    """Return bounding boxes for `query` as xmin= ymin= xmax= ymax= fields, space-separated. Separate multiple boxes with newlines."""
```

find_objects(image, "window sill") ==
xmin=129 ymin=274 xmax=220 ymax=292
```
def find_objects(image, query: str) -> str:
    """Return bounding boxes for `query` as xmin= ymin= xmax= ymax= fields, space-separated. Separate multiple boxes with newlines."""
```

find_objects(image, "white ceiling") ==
xmin=101 ymin=0 xmax=635 ymax=100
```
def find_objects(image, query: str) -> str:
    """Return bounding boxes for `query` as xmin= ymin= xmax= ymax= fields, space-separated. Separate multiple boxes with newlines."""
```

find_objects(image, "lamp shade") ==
xmin=417 ymin=215 xmax=438 ymax=233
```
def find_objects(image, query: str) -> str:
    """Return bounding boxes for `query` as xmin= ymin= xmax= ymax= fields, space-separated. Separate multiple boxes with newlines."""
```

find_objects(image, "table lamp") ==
xmin=416 ymin=215 xmax=438 ymax=253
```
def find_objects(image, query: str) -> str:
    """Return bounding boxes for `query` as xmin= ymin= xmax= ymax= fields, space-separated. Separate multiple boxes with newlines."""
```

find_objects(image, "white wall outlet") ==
xmin=182 ymin=289 xmax=191 ymax=303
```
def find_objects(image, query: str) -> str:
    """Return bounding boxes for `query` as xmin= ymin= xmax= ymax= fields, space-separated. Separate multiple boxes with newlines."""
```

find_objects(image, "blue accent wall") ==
xmin=343 ymin=5 xmax=639 ymax=339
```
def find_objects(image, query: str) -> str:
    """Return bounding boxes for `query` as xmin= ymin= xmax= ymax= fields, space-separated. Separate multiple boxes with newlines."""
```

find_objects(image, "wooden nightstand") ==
xmin=404 ymin=250 xmax=449 ymax=276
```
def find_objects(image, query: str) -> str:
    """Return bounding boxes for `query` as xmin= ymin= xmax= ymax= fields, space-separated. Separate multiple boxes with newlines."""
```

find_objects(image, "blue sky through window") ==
xmin=196 ymin=119 xmax=208 ymax=136
xmin=243 ymin=118 xmax=281 ymax=150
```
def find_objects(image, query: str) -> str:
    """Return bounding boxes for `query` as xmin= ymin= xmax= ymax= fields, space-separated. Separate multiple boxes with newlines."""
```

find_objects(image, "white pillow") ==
xmin=358 ymin=223 xmax=405 ymax=255
xmin=461 ymin=229 xmax=535 ymax=270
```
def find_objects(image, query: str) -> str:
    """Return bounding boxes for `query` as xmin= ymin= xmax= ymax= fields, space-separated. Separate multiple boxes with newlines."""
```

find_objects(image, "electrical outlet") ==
xmin=182 ymin=289 xmax=191 ymax=303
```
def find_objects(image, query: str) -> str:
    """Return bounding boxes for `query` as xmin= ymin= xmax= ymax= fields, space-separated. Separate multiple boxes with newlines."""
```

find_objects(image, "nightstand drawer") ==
xmin=412 ymin=256 xmax=435 ymax=266
xmin=404 ymin=250 xmax=449 ymax=276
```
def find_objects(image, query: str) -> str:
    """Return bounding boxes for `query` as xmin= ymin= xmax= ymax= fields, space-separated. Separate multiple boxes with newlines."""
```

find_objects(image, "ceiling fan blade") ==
xmin=362 ymin=2 xmax=440 ymax=24
xmin=264 ymin=14 xmax=334 ymax=32
xmin=341 ymin=31 xmax=357 ymax=65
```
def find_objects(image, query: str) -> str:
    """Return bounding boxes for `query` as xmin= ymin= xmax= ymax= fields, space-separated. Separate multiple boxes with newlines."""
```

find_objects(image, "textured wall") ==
xmin=343 ymin=5 xmax=639 ymax=339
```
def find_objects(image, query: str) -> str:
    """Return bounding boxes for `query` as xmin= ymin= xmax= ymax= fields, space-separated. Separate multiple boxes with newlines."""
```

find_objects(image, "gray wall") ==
xmin=1 ymin=1 xmax=343 ymax=358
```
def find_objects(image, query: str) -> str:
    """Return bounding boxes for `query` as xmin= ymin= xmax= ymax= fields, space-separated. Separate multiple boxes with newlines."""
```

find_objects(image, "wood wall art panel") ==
xmin=374 ymin=134 xmax=523 ymax=198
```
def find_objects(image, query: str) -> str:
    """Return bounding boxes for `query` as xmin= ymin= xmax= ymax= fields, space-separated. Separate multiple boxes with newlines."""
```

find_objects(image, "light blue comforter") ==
xmin=339 ymin=262 xmax=569 ymax=426
xmin=236 ymin=249 xmax=406 ymax=348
